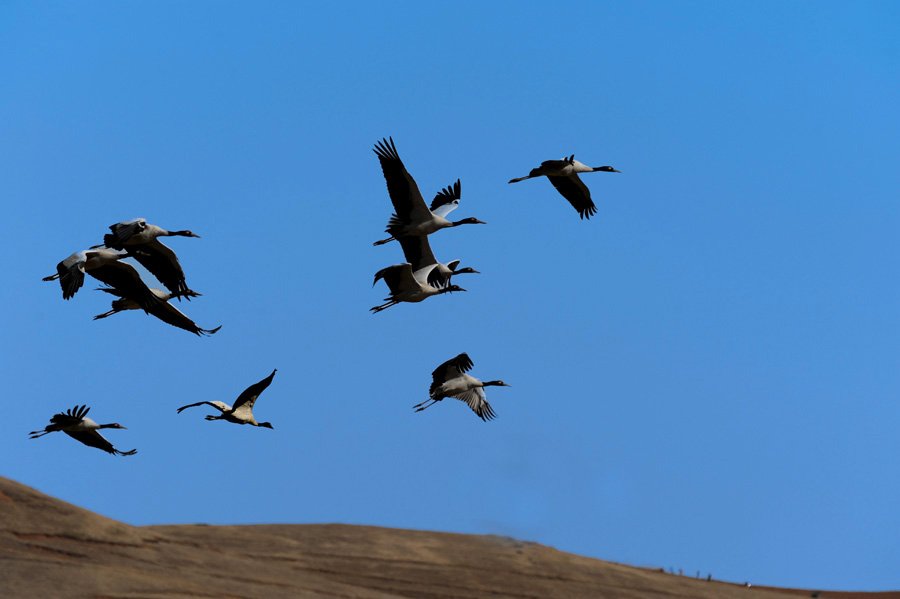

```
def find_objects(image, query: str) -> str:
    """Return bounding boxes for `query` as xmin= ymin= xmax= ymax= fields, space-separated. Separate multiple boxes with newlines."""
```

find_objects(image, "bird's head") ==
xmin=172 ymin=230 xmax=201 ymax=238
xmin=593 ymin=166 xmax=621 ymax=173
xmin=104 ymin=423 xmax=127 ymax=430
xmin=258 ymin=422 xmax=274 ymax=429
xmin=453 ymin=267 xmax=480 ymax=275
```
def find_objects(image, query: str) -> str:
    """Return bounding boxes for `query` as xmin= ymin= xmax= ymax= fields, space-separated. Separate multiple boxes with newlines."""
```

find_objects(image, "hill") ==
xmin=1 ymin=476 xmax=896 ymax=598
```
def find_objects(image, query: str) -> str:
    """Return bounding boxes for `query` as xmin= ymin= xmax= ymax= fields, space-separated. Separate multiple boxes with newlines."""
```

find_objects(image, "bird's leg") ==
xmin=372 ymin=236 xmax=395 ymax=246
xmin=413 ymin=399 xmax=438 ymax=412
xmin=28 ymin=430 xmax=52 ymax=439
xmin=370 ymin=300 xmax=397 ymax=313
xmin=92 ymin=309 xmax=119 ymax=320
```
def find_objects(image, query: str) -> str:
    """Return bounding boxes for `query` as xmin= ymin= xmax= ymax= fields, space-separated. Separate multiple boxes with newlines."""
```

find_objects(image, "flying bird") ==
xmin=176 ymin=369 xmax=277 ymax=428
xmin=371 ymin=263 xmax=465 ymax=313
xmin=93 ymin=286 xmax=221 ymax=336
xmin=100 ymin=218 xmax=200 ymax=299
xmin=372 ymin=138 xmax=485 ymax=245
xmin=396 ymin=233 xmax=479 ymax=288
xmin=508 ymin=155 xmax=620 ymax=219
xmin=102 ymin=218 xmax=200 ymax=249
xmin=43 ymin=249 xmax=158 ymax=311
xmin=413 ymin=353 xmax=510 ymax=421
xmin=29 ymin=405 xmax=137 ymax=456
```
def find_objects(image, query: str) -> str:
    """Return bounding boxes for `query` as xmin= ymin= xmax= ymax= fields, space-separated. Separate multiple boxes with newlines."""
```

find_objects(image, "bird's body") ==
xmin=177 ymin=369 xmax=277 ymax=428
xmin=370 ymin=263 xmax=464 ymax=313
xmin=94 ymin=286 xmax=174 ymax=316
xmin=413 ymin=353 xmax=510 ymax=421
xmin=372 ymin=138 xmax=485 ymax=245
xmin=29 ymin=405 xmax=137 ymax=456
xmin=396 ymin=234 xmax=479 ymax=288
xmin=103 ymin=218 xmax=200 ymax=249
xmin=508 ymin=155 xmax=620 ymax=219
xmin=101 ymin=218 xmax=200 ymax=299
xmin=92 ymin=286 xmax=220 ymax=336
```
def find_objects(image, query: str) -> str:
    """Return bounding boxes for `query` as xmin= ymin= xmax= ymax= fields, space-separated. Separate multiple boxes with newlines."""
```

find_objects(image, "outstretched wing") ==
xmin=430 ymin=179 xmax=461 ymax=218
xmin=34 ymin=405 xmax=89 ymax=434
xmin=176 ymin=400 xmax=231 ymax=414
xmin=373 ymin=137 xmax=432 ymax=224
xmin=127 ymin=239 xmax=193 ymax=298
xmin=146 ymin=300 xmax=220 ymax=336
xmin=232 ymin=369 xmax=278 ymax=412
xmin=430 ymin=353 xmax=474 ymax=395
xmin=452 ymin=387 xmax=496 ymax=421
xmin=547 ymin=175 xmax=597 ymax=220
xmin=65 ymin=430 xmax=136 ymax=456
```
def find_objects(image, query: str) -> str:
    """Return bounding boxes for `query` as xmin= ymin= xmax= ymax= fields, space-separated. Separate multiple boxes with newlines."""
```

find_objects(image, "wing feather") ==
xmin=547 ymin=175 xmax=597 ymax=219
xmin=430 ymin=353 xmax=474 ymax=395
xmin=65 ymin=430 xmax=136 ymax=456
xmin=105 ymin=219 xmax=147 ymax=249
xmin=396 ymin=235 xmax=438 ymax=272
xmin=373 ymin=137 xmax=432 ymax=223
xmin=430 ymin=179 xmax=461 ymax=217
xmin=453 ymin=387 xmax=496 ymax=421
xmin=87 ymin=262 xmax=163 ymax=313
xmin=127 ymin=239 xmax=193 ymax=297
xmin=232 ymin=369 xmax=278 ymax=411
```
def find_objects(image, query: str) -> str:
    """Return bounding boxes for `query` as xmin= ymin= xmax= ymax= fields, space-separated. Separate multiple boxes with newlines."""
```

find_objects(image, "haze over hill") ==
xmin=0 ymin=477 xmax=896 ymax=599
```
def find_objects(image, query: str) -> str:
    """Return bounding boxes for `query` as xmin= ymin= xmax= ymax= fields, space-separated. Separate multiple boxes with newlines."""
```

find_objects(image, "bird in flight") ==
xmin=29 ymin=405 xmax=137 ymax=456
xmin=509 ymin=154 xmax=620 ymax=219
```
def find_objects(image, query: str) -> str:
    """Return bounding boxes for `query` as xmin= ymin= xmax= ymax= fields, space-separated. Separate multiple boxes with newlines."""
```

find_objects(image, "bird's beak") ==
xmin=192 ymin=233 xmax=202 ymax=238
xmin=471 ymin=269 xmax=481 ymax=274
xmin=457 ymin=287 xmax=467 ymax=292
xmin=612 ymin=168 xmax=622 ymax=173
xmin=475 ymin=219 xmax=488 ymax=224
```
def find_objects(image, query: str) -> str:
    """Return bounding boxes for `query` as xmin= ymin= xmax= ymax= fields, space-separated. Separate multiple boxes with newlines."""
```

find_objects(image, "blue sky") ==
xmin=2 ymin=0 xmax=899 ymax=591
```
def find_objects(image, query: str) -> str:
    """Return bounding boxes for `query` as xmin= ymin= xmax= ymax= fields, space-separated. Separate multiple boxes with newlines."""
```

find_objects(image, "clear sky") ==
xmin=2 ymin=1 xmax=899 ymax=591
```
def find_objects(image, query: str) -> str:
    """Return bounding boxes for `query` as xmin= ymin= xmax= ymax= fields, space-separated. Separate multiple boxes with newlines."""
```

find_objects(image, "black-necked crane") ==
xmin=372 ymin=138 xmax=485 ymax=246
xmin=413 ymin=353 xmax=510 ymax=421
xmin=396 ymin=233 xmax=479 ymax=289
xmin=370 ymin=263 xmax=465 ymax=313
xmin=93 ymin=286 xmax=221 ymax=337
xmin=100 ymin=218 xmax=200 ymax=299
xmin=508 ymin=155 xmax=620 ymax=220
xmin=29 ymin=405 xmax=137 ymax=456
xmin=176 ymin=369 xmax=277 ymax=428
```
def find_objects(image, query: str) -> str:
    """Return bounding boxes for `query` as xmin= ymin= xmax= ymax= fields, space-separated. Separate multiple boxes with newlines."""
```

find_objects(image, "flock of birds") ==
xmin=32 ymin=137 xmax=620 ymax=455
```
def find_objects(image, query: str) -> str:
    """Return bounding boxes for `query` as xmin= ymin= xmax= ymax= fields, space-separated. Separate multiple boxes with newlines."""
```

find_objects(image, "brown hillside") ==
xmin=0 ymin=477 xmax=896 ymax=599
